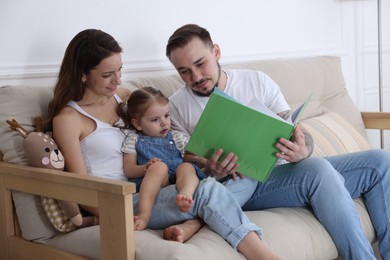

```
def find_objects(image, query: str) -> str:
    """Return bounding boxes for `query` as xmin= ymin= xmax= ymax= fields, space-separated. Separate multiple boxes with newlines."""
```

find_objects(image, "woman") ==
xmin=47 ymin=28 xmax=280 ymax=260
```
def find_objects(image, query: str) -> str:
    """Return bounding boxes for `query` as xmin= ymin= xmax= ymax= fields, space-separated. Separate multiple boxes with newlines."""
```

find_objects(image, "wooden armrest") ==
xmin=361 ymin=112 xmax=390 ymax=130
xmin=0 ymin=161 xmax=136 ymax=259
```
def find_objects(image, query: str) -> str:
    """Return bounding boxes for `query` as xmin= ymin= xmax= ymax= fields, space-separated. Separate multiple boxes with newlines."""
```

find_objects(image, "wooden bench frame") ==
xmin=0 ymin=162 xmax=136 ymax=259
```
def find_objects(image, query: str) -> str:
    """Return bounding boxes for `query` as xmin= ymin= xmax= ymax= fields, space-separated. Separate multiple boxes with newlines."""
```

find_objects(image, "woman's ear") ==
xmin=81 ymin=74 xmax=87 ymax=84
xmin=131 ymin=118 xmax=142 ymax=131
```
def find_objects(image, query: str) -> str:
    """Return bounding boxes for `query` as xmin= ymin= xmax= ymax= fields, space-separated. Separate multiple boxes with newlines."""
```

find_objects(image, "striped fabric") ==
xmin=300 ymin=112 xmax=371 ymax=157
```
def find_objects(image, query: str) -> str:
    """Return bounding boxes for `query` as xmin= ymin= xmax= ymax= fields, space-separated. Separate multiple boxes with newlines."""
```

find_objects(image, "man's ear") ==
xmin=213 ymin=43 xmax=221 ymax=60
xmin=131 ymin=118 xmax=142 ymax=131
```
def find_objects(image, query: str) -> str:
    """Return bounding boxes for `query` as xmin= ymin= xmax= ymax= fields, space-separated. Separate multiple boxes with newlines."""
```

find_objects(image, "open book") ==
xmin=186 ymin=88 xmax=312 ymax=183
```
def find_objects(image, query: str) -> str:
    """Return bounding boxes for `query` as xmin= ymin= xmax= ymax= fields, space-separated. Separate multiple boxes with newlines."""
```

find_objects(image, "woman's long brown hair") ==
xmin=46 ymin=29 xmax=122 ymax=130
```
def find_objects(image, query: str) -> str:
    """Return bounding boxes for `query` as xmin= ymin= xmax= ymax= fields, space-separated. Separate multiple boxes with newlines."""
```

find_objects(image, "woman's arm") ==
xmin=53 ymin=107 xmax=89 ymax=175
xmin=53 ymin=107 xmax=100 ymax=215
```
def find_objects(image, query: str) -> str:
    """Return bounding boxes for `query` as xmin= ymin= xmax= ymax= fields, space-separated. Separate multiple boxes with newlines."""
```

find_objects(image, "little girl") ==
xmin=118 ymin=86 xmax=205 ymax=231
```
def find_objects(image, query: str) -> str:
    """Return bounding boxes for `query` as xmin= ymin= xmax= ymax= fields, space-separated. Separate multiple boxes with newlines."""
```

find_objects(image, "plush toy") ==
xmin=7 ymin=118 xmax=97 ymax=232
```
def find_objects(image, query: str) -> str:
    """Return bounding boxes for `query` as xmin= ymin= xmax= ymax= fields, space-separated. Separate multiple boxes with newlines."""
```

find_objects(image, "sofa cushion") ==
xmin=47 ymin=225 xmax=100 ymax=259
xmin=12 ymin=191 xmax=60 ymax=243
xmin=128 ymin=73 xmax=184 ymax=98
xmin=224 ymin=56 xmax=368 ymax=139
xmin=133 ymin=198 xmax=375 ymax=260
xmin=300 ymin=112 xmax=371 ymax=157
xmin=0 ymin=85 xmax=53 ymax=165
xmin=0 ymin=85 xmax=60 ymax=243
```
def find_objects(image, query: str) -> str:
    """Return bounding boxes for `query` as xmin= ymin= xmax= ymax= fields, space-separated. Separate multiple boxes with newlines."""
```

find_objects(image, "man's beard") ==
xmin=191 ymin=62 xmax=222 ymax=97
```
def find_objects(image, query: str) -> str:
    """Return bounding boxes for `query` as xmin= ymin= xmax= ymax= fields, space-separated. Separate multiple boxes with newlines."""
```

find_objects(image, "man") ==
xmin=164 ymin=24 xmax=390 ymax=259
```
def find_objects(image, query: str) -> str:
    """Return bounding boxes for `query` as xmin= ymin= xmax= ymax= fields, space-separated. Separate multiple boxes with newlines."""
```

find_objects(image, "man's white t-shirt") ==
xmin=169 ymin=69 xmax=290 ymax=139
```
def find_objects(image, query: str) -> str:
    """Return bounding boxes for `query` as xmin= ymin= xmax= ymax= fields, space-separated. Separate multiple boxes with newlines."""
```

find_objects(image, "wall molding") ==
xmin=0 ymin=47 xmax=350 ymax=84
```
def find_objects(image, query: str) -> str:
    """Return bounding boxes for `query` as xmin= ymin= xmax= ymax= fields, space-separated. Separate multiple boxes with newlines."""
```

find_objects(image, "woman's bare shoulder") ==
xmin=54 ymin=106 xmax=81 ymax=125
xmin=117 ymin=87 xmax=132 ymax=101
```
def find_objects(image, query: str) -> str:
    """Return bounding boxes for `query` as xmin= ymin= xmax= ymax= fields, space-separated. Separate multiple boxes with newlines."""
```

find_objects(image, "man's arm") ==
xmin=277 ymin=110 xmax=292 ymax=121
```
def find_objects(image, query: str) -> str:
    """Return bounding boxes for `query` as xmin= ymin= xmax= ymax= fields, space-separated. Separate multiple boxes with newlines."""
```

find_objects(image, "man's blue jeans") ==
xmin=238 ymin=149 xmax=390 ymax=260
xmin=134 ymin=149 xmax=389 ymax=259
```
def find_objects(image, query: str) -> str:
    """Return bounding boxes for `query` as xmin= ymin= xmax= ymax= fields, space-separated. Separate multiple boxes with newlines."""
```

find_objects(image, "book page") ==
xmin=247 ymin=98 xmax=290 ymax=124
xmin=215 ymin=87 xmax=291 ymax=125
xmin=289 ymin=92 xmax=313 ymax=124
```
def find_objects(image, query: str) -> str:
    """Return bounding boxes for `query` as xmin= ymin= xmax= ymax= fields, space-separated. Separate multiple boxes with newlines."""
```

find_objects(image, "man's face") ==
xmin=169 ymin=37 xmax=221 ymax=96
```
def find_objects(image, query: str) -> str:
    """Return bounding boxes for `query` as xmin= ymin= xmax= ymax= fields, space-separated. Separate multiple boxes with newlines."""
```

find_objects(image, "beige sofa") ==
xmin=1 ymin=56 xmax=389 ymax=260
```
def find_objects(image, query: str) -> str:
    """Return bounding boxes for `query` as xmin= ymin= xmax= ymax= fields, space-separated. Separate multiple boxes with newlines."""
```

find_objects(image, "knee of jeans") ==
xmin=303 ymin=157 xmax=344 ymax=183
xmin=196 ymin=178 xmax=219 ymax=194
xmin=371 ymin=149 xmax=390 ymax=165
xmin=370 ymin=149 xmax=390 ymax=180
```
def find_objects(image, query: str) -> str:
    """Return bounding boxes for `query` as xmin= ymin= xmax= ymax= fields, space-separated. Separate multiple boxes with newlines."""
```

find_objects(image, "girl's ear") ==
xmin=131 ymin=118 xmax=142 ymax=131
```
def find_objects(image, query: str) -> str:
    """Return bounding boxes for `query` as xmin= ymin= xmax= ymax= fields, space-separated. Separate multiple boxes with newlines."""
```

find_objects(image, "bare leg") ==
xmin=237 ymin=231 xmax=280 ymax=260
xmin=175 ymin=163 xmax=199 ymax=212
xmin=163 ymin=218 xmax=204 ymax=243
xmin=135 ymin=161 xmax=168 ymax=231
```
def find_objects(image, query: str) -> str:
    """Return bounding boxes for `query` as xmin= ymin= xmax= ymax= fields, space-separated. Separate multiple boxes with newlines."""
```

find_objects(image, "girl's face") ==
xmin=83 ymin=53 xmax=123 ymax=97
xmin=132 ymin=101 xmax=171 ymax=138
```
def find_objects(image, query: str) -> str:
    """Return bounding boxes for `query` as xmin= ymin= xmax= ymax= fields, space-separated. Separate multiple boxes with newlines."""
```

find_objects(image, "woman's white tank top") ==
xmin=67 ymin=94 xmax=127 ymax=181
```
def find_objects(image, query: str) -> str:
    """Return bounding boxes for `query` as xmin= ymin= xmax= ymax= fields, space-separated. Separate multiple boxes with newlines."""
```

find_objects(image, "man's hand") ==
xmin=275 ymin=124 xmax=313 ymax=162
xmin=204 ymin=149 xmax=241 ymax=180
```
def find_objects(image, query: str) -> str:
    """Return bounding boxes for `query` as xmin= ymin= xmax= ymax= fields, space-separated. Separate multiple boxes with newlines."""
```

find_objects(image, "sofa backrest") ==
xmin=128 ymin=56 xmax=367 ymax=140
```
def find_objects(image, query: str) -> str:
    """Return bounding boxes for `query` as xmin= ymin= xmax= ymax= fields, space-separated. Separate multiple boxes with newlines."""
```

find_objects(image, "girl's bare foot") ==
xmin=176 ymin=193 xmax=193 ymax=212
xmin=134 ymin=214 xmax=149 ymax=231
xmin=163 ymin=218 xmax=204 ymax=243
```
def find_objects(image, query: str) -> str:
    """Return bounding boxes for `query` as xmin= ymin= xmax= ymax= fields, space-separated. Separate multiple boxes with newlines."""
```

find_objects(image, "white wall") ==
xmin=0 ymin=0 xmax=389 ymax=147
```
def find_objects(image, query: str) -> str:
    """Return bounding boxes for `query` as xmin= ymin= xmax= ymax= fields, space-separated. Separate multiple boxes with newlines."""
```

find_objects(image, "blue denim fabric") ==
xmin=239 ymin=149 xmax=390 ymax=260
xmin=130 ymin=131 xmax=206 ymax=191
xmin=134 ymin=148 xmax=390 ymax=257
xmin=133 ymin=178 xmax=262 ymax=250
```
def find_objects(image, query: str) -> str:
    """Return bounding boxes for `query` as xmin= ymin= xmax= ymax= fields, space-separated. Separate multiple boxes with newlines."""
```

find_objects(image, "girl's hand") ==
xmin=144 ymin=158 xmax=161 ymax=171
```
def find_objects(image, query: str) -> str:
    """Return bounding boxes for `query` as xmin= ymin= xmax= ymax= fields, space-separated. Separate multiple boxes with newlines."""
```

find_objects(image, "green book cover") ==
xmin=186 ymin=89 xmax=311 ymax=183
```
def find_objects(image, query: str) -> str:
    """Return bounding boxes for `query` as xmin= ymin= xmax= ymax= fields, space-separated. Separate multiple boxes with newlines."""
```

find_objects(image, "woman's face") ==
xmin=83 ymin=53 xmax=123 ymax=97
